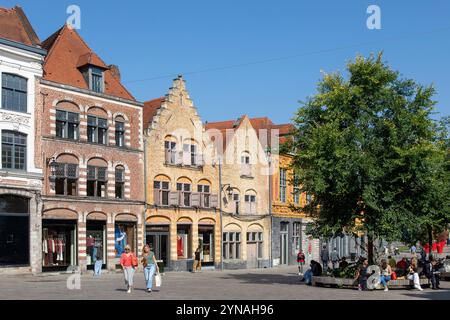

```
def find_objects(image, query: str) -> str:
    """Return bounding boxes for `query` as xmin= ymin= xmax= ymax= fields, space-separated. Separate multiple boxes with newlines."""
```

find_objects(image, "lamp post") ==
xmin=47 ymin=157 xmax=58 ymax=190
xmin=266 ymin=147 xmax=273 ymax=268
xmin=218 ymin=156 xmax=233 ymax=271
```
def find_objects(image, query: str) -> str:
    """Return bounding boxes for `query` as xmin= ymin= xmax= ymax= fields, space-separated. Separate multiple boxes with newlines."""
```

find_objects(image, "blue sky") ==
xmin=4 ymin=0 xmax=450 ymax=123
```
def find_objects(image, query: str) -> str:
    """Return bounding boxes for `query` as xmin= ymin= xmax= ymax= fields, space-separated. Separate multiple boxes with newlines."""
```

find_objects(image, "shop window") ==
xmin=198 ymin=226 xmax=214 ymax=265
xmin=293 ymin=222 xmax=301 ymax=252
xmin=1 ymin=73 xmax=27 ymax=113
xmin=177 ymin=182 xmax=191 ymax=207
xmin=56 ymin=110 xmax=79 ymax=140
xmin=115 ymin=120 xmax=125 ymax=147
xmin=177 ymin=225 xmax=191 ymax=259
xmin=154 ymin=180 xmax=170 ymax=206
xmin=42 ymin=221 xmax=76 ymax=270
xmin=1 ymin=130 xmax=26 ymax=170
xmin=0 ymin=195 xmax=29 ymax=266
xmin=223 ymin=232 xmax=241 ymax=260
xmin=87 ymin=166 xmax=107 ymax=198
xmin=115 ymin=222 xmax=136 ymax=257
xmin=86 ymin=221 xmax=106 ymax=268
xmin=87 ymin=115 xmax=108 ymax=145
xmin=55 ymin=163 xmax=78 ymax=196
xmin=198 ymin=184 xmax=211 ymax=208
xmin=115 ymin=167 xmax=125 ymax=199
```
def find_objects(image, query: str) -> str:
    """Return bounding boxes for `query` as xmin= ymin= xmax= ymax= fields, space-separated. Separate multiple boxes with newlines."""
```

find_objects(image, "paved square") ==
xmin=1 ymin=266 xmax=449 ymax=300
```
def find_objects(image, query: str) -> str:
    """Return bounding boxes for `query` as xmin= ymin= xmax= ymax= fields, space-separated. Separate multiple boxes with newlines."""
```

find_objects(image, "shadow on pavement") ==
xmin=220 ymin=272 xmax=303 ymax=286
xmin=402 ymin=288 xmax=450 ymax=300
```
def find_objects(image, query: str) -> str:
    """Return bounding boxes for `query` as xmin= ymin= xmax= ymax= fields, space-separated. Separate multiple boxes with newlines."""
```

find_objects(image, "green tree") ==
xmin=292 ymin=53 xmax=450 ymax=263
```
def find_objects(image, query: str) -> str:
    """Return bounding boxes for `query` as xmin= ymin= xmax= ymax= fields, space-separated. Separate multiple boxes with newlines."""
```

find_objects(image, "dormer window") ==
xmin=81 ymin=66 xmax=104 ymax=93
xmin=90 ymin=67 xmax=104 ymax=93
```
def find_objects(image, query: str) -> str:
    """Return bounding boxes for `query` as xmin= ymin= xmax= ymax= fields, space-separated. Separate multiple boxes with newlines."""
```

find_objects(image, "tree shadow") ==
xmin=402 ymin=288 xmax=450 ymax=300
xmin=219 ymin=272 xmax=303 ymax=286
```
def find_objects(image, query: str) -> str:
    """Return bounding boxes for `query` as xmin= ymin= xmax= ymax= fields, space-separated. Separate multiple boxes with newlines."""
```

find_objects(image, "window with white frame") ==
xmin=293 ymin=172 xmax=300 ymax=204
xmin=198 ymin=184 xmax=211 ymax=208
xmin=223 ymin=232 xmax=241 ymax=260
xmin=280 ymin=169 xmax=287 ymax=202
xmin=54 ymin=163 xmax=78 ymax=196
xmin=293 ymin=222 xmax=301 ymax=252
xmin=115 ymin=120 xmax=125 ymax=147
xmin=154 ymin=180 xmax=170 ymax=206
xmin=87 ymin=166 xmax=107 ymax=198
xmin=115 ymin=166 xmax=125 ymax=199
xmin=244 ymin=193 xmax=257 ymax=214
xmin=87 ymin=115 xmax=108 ymax=145
xmin=1 ymin=131 xmax=26 ymax=171
xmin=164 ymin=140 xmax=177 ymax=164
xmin=177 ymin=182 xmax=191 ymax=207
xmin=1 ymin=73 xmax=27 ymax=113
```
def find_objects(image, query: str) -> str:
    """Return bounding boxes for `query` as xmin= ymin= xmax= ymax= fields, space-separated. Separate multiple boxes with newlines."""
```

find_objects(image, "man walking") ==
xmin=331 ymin=247 xmax=340 ymax=270
xmin=320 ymin=245 xmax=329 ymax=272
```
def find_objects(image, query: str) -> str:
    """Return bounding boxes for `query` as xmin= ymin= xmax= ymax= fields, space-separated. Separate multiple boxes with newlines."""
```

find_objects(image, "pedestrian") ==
xmin=320 ymin=245 xmax=329 ymax=272
xmin=330 ymin=247 xmax=340 ymax=270
xmin=297 ymin=250 xmax=306 ymax=275
xmin=120 ymin=244 xmax=138 ymax=293
xmin=193 ymin=246 xmax=202 ymax=273
xmin=141 ymin=244 xmax=159 ymax=292
xmin=93 ymin=247 xmax=103 ymax=277
xmin=355 ymin=258 xmax=369 ymax=291
xmin=379 ymin=259 xmax=392 ymax=292
xmin=410 ymin=244 xmax=417 ymax=255
xmin=407 ymin=258 xmax=423 ymax=291
xmin=424 ymin=256 xmax=441 ymax=290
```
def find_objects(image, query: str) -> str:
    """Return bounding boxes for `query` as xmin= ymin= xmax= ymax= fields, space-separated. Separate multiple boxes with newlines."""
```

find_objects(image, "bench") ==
xmin=312 ymin=276 xmax=430 ymax=289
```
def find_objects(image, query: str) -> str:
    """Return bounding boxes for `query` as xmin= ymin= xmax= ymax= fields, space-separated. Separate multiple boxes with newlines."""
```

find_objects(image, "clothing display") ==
xmin=42 ymin=232 xmax=68 ymax=267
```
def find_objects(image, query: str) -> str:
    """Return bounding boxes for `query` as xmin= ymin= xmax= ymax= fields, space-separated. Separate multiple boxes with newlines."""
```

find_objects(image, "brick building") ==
xmin=0 ymin=6 xmax=46 ymax=274
xmin=37 ymin=25 xmax=145 ymax=273
xmin=143 ymin=76 xmax=221 ymax=271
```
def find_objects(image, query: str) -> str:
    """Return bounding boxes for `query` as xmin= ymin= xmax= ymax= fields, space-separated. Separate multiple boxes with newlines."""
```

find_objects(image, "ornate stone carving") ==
xmin=0 ymin=111 xmax=31 ymax=127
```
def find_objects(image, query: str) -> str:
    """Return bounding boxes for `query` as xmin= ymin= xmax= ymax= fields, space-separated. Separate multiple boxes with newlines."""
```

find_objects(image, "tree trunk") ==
xmin=367 ymin=233 xmax=374 ymax=265
xmin=428 ymin=225 xmax=433 ymax=260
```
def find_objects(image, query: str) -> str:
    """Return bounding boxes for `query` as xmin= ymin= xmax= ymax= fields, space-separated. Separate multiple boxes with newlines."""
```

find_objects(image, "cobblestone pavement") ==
xmin=1 ymin=266 xmax=449 ymax=300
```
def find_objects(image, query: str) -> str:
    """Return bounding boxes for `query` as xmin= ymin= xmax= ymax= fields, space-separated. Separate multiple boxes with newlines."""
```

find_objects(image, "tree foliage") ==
xmin=292 ymin=53 xmax=450 ymax=246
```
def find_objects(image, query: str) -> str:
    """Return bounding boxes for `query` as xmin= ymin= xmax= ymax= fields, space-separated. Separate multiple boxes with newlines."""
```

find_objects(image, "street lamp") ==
xmin=48 ymin=157 xmax=58 ymax=189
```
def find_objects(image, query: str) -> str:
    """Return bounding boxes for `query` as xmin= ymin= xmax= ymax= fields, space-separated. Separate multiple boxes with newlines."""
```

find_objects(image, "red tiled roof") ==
xmin=42 ymin=25 xmax=135 ymax=101
xmin=0 ymin=6 xmax=40 ymax=47
xmin=143 ymin=97 xmax=165 ymax=130
xmin=206 ymin=116 xmax=293 ymax=150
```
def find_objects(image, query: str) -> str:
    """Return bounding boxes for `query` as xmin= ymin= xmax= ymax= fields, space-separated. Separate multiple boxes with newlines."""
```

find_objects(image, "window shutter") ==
xmin=182 ymin=144 xmax=191 ymax=165
xmin=196 ymin=153 xmax=204 ymax=167
xmin=169 ymin=191 xmax=180 ymax=206
xmin=165 ymin=149 xmax=171 ymax=164
xmin=211 ymin=194 xmax=219 ymax=208
xmin=191 ymin=192 xmax=201 ymax=207
xmin=154 ymin=188 xmax=161 ymax=206
xmin=245 ymin=201 xmax=251 ymax=214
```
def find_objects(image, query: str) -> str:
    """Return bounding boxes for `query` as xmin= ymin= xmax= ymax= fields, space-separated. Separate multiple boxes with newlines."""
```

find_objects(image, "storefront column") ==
xmin=78 ymin=220 xmax=87 ymax=273
xmin=137 ymin=222 xmax=144 ymax=255
xmin=30 ymin=192 xmax=43 ymax=274
xmin=214 ymin=222 xmax=221 ymax=268
xmin=191 ymin=222 xmax=199 ymax=260
xmin=106 ymin=220 xmax=116 ymax=271
xmin=170 ymin=222 xmax=178 ymax=262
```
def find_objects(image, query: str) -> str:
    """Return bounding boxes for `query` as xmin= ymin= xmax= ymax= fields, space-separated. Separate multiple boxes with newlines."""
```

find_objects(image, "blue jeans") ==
xmin=380 ymin=275 xmax=391 ymax=287
xmin=94 ymin=260 xmax=102 ymax=276
xmin=144 ymin=264 xmax=157 ymax=289
xmin=304 ymin=270 xmax=313 ymax=285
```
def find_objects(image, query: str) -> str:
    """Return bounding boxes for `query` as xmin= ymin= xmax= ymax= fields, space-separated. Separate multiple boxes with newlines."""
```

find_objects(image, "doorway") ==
xmin=146 ymin=225 xmax=169 ymax=267
xmin=280 ymin=222 xmax=289 ymax=265
xmin=198 ymin=225 xmax=214 ymax=267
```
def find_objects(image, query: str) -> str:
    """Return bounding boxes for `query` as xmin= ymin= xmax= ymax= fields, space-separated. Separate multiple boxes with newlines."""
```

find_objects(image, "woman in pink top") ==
xmin=120 ymin=245 xmax=138 ymax=293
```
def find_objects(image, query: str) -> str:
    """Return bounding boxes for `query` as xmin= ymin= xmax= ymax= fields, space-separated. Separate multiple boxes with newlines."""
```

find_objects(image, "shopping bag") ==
xmin=155 ymin=273 xmax=162 ymax=287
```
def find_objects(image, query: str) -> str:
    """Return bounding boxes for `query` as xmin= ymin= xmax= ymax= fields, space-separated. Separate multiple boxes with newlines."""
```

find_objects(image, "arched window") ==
xmin=55 ymin=102 xmax=80 ymax=141
xmin=87 ymin=107 xmax=108 ymax=145
xmin=1 ymin=131 xmax=26 ymax=170
xmin=54 ymin=154 xmax=79 ymax=196
xmin=244 ymin=190 xmax=257 ymax=214
xmin=154 ymin=175 xmax=170 ymax=206
xmin=1 ymin=73 xmax=27 ymax=113
xmin=87 ymin=158 xmax=108 ymax=198
xmin=177 ymin=177 xmax=192 ymax=207
xmin=115 ymin=116 xmax=125 ymax=147
xmin=164 ymin=135 xmax=177 ymax=165
xmin=115 ymin=165 xmax=125 ymax=199
xmin=197 ymin=179 xmax=211 ymax=208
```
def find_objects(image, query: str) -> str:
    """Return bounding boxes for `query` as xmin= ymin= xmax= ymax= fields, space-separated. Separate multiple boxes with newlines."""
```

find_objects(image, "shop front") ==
xmin=198 ymin=225 xmax=215 ymax=267
xmin=0 ymin=195 xmax=29 ymax=267
xmin=86 ymin=214 xmax=107 ymax=271
xmin=42 ymin=219 xmax=77 ymax=271
xmin=146 ymin=225 xmax=169 ymax=267
xmin=114 ymin=214 xmax=138 ymax=264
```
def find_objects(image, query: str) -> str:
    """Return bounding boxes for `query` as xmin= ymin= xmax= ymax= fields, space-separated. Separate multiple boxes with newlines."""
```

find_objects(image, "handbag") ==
xmin=155 ymin=272 xmax=162 ymax=287
xmin=131 ymin=254 xmax=138 ymax=267
xmin=391 ymin=271 xmax=397 ymax=280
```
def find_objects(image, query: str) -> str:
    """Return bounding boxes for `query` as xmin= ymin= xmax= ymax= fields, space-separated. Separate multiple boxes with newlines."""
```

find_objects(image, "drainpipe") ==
xmin=143 ymin=136 xmax=148 ymax=245
xmin=218 ymin=157 xmax=224 ymax=271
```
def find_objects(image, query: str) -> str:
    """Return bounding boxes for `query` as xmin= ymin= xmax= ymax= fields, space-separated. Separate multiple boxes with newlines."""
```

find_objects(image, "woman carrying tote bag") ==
xmin=141 ymin=244 xmax=160 ymax=292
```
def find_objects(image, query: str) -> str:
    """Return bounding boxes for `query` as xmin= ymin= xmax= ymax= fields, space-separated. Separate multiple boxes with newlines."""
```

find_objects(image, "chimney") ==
xmin=109 ymin=64 xmax=121 ymax=81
